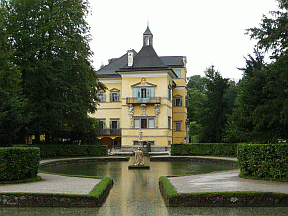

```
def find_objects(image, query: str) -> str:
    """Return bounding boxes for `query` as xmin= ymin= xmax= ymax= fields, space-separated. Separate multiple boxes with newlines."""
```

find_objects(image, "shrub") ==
xmin=0 ymin=147 xmax=40 ymax=181
xmin=238 ymin=144 xmax=288 ymax=180
xmin=171 ymin=143 xmax=237 ymax=157
xmin=33 ymin=144 xmax=108 ymax=158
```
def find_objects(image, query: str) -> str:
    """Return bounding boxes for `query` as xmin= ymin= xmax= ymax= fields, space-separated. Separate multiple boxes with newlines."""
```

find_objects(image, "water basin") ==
xmin=1 ymin=157 xmax=288 ymax=215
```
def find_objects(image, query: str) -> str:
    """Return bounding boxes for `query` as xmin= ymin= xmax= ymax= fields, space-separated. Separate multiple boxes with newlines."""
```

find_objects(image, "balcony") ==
xmin=126 ymin=97 xmax=161 ymax=104
xmin=97 ymin=129 xmax=121 ymax=136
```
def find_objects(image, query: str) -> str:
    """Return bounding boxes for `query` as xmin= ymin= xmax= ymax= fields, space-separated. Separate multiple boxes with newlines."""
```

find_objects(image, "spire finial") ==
xmin=147 ymin=19 xmax=149 ymax=27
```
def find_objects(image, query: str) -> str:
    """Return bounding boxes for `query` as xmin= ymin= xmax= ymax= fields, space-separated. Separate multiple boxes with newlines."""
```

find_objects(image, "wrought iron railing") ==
xmin=98 ymin=129 xmax=121 ymax=136
xmin=126 ymin=97 xmax=161 ymax=104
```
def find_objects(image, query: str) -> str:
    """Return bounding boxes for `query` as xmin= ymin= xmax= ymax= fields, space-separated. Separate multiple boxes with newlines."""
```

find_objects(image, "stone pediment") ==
xmin=131 ymin=78 xmax=157 ymax=87
xmin=109 ymin=88 xmax=120 ymax=92
xmin=173 ymin=94 xmax=183 ymax=98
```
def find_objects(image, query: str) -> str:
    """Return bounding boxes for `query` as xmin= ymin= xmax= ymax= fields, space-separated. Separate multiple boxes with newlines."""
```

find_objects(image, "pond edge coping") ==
xmin=0 ymin=156 xmax=129 ymax=207
xmin=156 ymin=156 xmax=288 ymax=207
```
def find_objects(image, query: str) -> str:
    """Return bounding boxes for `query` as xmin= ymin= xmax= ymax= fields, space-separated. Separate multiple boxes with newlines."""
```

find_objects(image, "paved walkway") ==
xmin=169 ymin=170 xmax=288 ymax=194
xmin=167 ymin=156 xmax=288 ymax=195
xmin=0 ymin=158 xmax=102 ymax=195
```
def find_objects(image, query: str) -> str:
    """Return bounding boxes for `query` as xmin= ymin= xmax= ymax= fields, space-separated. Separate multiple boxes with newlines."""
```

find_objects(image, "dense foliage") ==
xmin=0 ymin=0 xmax=105 ymax=146
xmin=188 ymin=0 xmax=288 ymax=143
xmin=0 ymin=147 xmax=40 ymax=181
xmin=187 ymin=69 xmax=238 ymax=143
xmin=224 ymin=0 xmax=288 ymax=143
xmin=0 ymin=5 xmax=28 ymax=146
xmin=33 ymin=144 xmax=108 ymax=158
xmin=171 ymin=143 xmax=237 ymax=157
xmin=238 ymin=144 xmax=288 ymax=180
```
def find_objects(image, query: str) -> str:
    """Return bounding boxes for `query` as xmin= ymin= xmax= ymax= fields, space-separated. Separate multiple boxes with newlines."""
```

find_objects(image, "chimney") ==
xmin=128 ymin=50 xmax=133 ymax=67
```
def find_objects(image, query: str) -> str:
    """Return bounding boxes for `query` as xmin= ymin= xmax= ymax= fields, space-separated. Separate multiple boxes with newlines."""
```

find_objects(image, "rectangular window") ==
xmin=134 ymin=119 xmax=140 ymax=129
xmin=133 ymin=88 xmax=154 ymax=98
xmin=141 ymin=119 xmax=147 ymax=129
xmin=134 ymin=141 xmax=155 ymax=146
xmin=141 ymin=88 xmax=147 ymax=98
xmin=148 ymin=118 xmax=155 ymax=128
xmin=100 ymin=120 xmax=106 ymax=129
xmin=134 ymin=118 xmax=155 ymax=129
xmin=168 ymin=117 xmax=171 ymax=129
xmin=168 ymin=89 xmax=172 ymax=100
xmin=173 ymin=98 xmax=183 ymax=106
xmin=110 ymin=92 xmax=120 ymax=102
xmin=97 ymin=93 xmax=105 ymax=102
xmin=175 ymin=122 xmax=181 ymax=131
xmin=175 ymin=70 xmax=181 ymax=78
xmin=110 ymin=120 xmax=120 ymax=129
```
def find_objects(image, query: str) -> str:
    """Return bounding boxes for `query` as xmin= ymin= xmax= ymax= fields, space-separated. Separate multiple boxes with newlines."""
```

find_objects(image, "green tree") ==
xmin=4 ymin=0 xmax=105 ymax=144
xmin=187 ymin=75 xmax=206 ymax=92
xmin=225 ymin=0 xmax=288 ymax=143
xmin=0 ymin=3 xmax=27 ymax=145
xmin=200 ymin=66 xmax=230 ymax=143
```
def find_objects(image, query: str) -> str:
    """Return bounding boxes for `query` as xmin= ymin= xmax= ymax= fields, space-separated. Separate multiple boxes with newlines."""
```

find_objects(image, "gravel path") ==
xmin=0 ymin=173 xmax=101 ymax=195
xmin=169 ymin=169 xmax=288 ymax=194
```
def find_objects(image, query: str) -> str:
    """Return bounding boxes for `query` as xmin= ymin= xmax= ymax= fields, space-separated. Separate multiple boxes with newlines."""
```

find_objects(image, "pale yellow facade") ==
xmin=90 ymin=27 xmax=188 ymax=151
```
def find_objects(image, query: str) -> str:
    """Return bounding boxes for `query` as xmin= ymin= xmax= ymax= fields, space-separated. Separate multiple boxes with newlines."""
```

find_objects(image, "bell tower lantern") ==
xmin=143 ymin=26 xmax=153 ymax=46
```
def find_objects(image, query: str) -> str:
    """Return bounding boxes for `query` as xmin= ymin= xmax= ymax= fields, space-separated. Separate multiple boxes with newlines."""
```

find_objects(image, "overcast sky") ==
xmin=86 ymin=0 xmax=279 ymax=81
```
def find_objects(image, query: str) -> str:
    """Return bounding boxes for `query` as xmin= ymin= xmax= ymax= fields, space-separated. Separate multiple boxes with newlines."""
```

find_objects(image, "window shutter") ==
xmin=133 ymin=88 xmax=140 ymax=97
xmin=109 ymin=121 xmax=112 ymax=129
xmin=117 ymin=120 xmax=120 ymax=129
xmin=134 ymin=119 xmax=140 ymax=128
xmin=148 ymin=119 xmax=155 ymax=128
xmin=109 ymin=93 xmax=112 ymax=102
xmin=102 ymin=93 xmax=106 ymax=102
xmin=150 ymin=88 xmax=154 ymax=97
xmin=173 ymin=98 xmax=176 ymax=106
xmin=133 ymin=88 xmax=137 ymax=97
xmin=180 ymin=98 xmax=183 ymax=106
xmin=102 ymin=120 xmax=106 ymax=129
xmin=116 ymin=93 xmax=120 ymax=101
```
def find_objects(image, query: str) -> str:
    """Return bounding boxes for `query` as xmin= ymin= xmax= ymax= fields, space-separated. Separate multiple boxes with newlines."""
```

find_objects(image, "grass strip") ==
xmin=159 ymin=176 xmax=288 ymax=207
xmin=89 ymin=177 xmax=113 ymax=197
xmin=0 ymin=176 xmax=43 ymax=185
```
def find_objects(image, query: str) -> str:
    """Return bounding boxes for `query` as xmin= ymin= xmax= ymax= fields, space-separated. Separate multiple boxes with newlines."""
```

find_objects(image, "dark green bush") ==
xmin=171 ymin=143 xmax=237 ymax=157
xmin=32 ymin=144 xmax=108 ymax=158
xmin=238 ymin=144 xmax=288 ymax=180
xmin=0 ymin=147 xmax=40 ymax=181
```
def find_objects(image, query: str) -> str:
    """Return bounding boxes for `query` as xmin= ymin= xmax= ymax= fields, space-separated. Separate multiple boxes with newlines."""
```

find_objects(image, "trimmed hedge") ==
xmin=238 ymin=144 xmax=288 ymax=180
xmin=32 ymin=144 xmax=108 ymax=158
xmin=171 ymin=143 xmax=238 ymax=157
xmin=0 ymin=147 xmax=40 ymax=181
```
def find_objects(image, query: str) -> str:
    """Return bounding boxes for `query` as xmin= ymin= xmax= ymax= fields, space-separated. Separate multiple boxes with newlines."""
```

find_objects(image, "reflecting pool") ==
xmin=1 ymin=157 xmax=288 ymax=216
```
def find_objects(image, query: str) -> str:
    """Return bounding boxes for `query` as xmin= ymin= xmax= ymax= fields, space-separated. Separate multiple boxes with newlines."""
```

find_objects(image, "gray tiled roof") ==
xmin=117 ymin=46 xmax=168 ymax=72
xmin=160 ymin=56 xmax=185 ymax=68
xmin=97 ymin=50 xmax=185 ymax=77
xmin=143 ymin=26 xmax=153 ymax=35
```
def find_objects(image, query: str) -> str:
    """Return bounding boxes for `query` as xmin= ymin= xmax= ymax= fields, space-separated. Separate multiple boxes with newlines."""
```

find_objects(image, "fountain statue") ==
xmin=134 ymin=147 xmax=144 ymax=165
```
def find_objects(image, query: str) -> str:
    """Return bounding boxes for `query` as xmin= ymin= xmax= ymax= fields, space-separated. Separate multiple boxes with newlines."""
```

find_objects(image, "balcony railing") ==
xmin=97 ymin=129 xmax=121 ymax=136
xmin=126 ymin=97 xmax=161 ymax=104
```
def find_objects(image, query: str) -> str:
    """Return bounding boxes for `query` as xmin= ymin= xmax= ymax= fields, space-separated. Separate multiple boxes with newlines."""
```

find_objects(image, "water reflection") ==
xmin=2 ymin=157 xmax=288 ymax=216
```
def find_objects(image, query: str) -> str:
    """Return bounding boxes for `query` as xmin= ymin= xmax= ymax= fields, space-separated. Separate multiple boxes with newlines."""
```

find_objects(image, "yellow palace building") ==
xmin=90 ymin=26 xmax=188 ymax=151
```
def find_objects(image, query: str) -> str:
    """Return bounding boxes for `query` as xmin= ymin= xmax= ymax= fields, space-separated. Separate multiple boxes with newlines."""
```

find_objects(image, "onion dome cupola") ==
xmin=143 ymin=26 xmax=153 ymax=46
